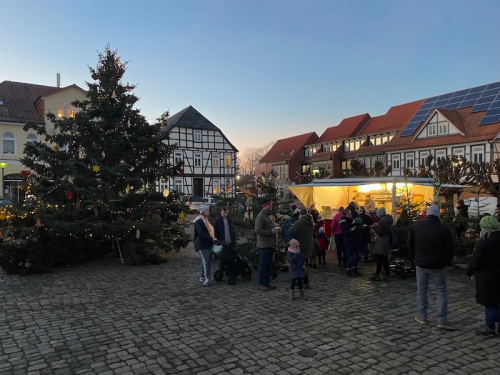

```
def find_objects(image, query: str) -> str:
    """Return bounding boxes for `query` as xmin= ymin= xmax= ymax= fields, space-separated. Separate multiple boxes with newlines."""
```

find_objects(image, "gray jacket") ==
xmin=255 ymin=210 xmax=277 ymax=249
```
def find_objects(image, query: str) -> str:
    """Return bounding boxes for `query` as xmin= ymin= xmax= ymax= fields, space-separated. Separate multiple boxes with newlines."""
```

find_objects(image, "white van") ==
xmin=462 ymin=197 xmax=497 ymax=217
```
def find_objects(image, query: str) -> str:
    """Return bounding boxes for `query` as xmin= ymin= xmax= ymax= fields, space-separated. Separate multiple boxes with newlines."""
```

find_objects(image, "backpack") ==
xmin=389 ymin=225 xmax=398 ymax=246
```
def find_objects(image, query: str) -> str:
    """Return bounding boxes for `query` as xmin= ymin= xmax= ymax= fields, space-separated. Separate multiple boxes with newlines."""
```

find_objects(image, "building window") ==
xmin=438 ymin=122 xmax=448 ymax=135
xmin=193 ymin=129 xmax=201 ymax=142
xmin=405 ymin=153 xmax=414 ymax=169
xmin=68 ymin=106 xmax=78 ymax=118
xmin=224 ymin=154 xmax=231 ymax=167
xmin=472 ymin=146 xmax=484 ymax=164
xmin=194 ymin=152 xmax=202 ymax=167
xmin=427 ymin=124 xmax=437 ymax=136
xmin=391 ymin=154 xmax=400 ymax=170
xmin=2 ymin=132 xmax=15 ymax=154
xmin=174 ymin=178 xmax=183 ymax=191
xmin=174 ymin=151 xmax=183 ymax=164
xmin=436 ymin=150 xmax=446 ymax=161
xmin=453 ymin=148 xmax=465 ymax=157
xmin=213 ymin=178 xmax=220 ymax=195
xmin=26 ymin=134 xmax=37 ymax=143
xmin=212 ymin=153 xmax=219 ymax=167
xmin=419 ymin=151 xmax=429 ymax=167
xmin=57 ymin=106 xmax=63 ymax=118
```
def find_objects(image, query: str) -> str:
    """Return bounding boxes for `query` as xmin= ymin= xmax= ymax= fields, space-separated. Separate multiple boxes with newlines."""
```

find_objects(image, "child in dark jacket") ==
xmin=286 ymin=239 xmax=307 ymax=301
xmin=316 ymin=227 xmax=329 ymax=266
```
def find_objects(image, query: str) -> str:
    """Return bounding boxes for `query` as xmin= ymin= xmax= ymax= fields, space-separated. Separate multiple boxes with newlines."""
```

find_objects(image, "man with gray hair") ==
xmin=408 ymin=203 xmax=456 ymax=330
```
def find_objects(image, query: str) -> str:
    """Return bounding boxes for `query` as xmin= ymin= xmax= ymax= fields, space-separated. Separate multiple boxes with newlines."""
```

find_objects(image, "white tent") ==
xmin=288 ymin=177 xmax=440 ymax=219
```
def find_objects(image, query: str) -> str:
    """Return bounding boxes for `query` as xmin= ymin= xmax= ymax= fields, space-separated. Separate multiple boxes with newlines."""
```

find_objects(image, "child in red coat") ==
xmin=316 ymin=227 xmax=330 ymax=266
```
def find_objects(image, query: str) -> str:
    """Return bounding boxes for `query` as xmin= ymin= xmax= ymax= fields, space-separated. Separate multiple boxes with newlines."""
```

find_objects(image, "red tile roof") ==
xmin=357 ymin=100 xmax=424 ymax=136
xmin=0 ymin=81 xmax=63 ymax=124
xmin=259 ymin=132 xmax=319 ymax=163
xmin=318 ymin=113 xmax=370 ymax=143
xmin=382 ymin=107 xmax=500 ymax=151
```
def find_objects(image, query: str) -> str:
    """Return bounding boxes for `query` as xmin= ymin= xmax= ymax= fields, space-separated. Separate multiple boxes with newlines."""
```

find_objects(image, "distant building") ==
xmin=162 ymin=105 xmax=238 ymax=197
xmin=0 ymin=80 xmax=86 ymax=202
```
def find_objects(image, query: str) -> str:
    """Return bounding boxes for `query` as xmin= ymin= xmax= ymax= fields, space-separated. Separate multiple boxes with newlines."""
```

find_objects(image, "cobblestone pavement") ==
xmin=1 ymin=237 xmax=499 ymax=374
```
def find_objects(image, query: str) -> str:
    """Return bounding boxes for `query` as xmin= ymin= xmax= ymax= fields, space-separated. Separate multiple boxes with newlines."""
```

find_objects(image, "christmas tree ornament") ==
xmin=92 ymin=165 xmax=100 ymax=173
xmin=92 ymin=73 xmax=99 ymax=80
xmin=52 ymin=146 xmax=59 ymax=152
xmin=65 ymin=191 xmax=74 ymax=200
xmin=111 ymin=90 xmax=117 ymax=99
xmin=19 ymin=184 xmax=25 ymax=191
xmin=136 ymin=228 xmax=140 ymax=239
xmin=36 ymin=218 xmax=43 ymax=228
xmin=127 ymin=119 xmax=131 ymax=127
xmin=163 ymin=188 xmax=169 ymax=197
xmin=76 ymin=200 xmax=81 ymax=209
xmin=0 ymin=212 xmax=6 ymax=220
xmin=148 ymin=147 xmax=154 ymax=152
xmin=21 ymin=170 xmax=31 ymax=178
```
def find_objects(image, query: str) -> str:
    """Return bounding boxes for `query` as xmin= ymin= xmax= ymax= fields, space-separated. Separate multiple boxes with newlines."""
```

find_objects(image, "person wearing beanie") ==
xmin=370 ymin=206 xmax=393 ymax=282
xmin=466 ymin=215 xmax=500 ymax=336
xmin=315 ymin=226 xmax=329 ymax=266
xmin=255 ymin=200 xmax=279 ymax=291
xmin=407 ymin=203 xmax=456 ymax=330
xmin=358 ymin=207 xmax=374 ymax=263
xmin=193 ymin=205 xmax=216 ymax=287
xmin=286 ymin=239 xmax=307 ymax=300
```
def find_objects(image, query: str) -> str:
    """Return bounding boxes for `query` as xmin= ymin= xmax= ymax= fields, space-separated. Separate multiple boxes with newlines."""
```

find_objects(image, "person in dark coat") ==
xmin=340 ymin=209 xmax=363 ymax=276
xmin=331 ymin=207 xmax=345 ymax=267
xmin=308 ymin=204 xmax=320 ymax=223
xmin=369 ymin=207 xmax=393 ymax=282
xmin=407 ymin=203 xmax=456 ymax=330
xmin=289 ymin=209 xmax=314 ymax=288
xmin=286 ymin=239 xmax=307 ymax=300
xmin=346 ymin=201 xmax=359 ymax=219
xmin=194 ymin=205 xmax=216 ymax=287
xmin=465 ymin=216 xmax=500 ymax=336
xmin=316 ymin=227 xmax=329 ymax=266
xmin=214 ymin=206 xmax=236 ymax=275
xmin=358 ymin=207 xmax=374 ymax=262
xmin=454 ymin=199 xmax=469 ymax=238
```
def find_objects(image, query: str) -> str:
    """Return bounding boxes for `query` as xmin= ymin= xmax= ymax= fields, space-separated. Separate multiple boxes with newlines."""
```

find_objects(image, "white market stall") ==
xmin=288 ymin=177 xmax=440 ymax=220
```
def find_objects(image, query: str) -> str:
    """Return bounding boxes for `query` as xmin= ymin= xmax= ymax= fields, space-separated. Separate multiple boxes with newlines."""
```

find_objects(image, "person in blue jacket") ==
xmin=286 ymin=239 xmax=307 ymax=301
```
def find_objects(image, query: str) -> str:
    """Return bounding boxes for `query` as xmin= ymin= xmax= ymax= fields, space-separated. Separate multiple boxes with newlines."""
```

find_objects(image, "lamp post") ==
xmin=0 ymin=162 xmax=6 ymax=198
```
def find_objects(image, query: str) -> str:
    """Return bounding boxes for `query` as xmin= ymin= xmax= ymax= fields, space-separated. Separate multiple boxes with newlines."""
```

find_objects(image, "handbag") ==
xmin=328 ymin=235 xmax=337 ymax=251
xmin=212 ymin=243 xmax=223 ymax=254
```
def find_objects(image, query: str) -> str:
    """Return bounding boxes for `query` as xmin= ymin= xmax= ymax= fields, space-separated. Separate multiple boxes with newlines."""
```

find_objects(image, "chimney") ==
xmin=57 ymin=73 xmax=60 ymax=88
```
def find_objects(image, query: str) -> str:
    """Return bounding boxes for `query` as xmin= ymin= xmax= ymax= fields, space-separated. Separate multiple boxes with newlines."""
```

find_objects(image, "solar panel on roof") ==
xmin=400 ymin=81 xmax=500 ymax=136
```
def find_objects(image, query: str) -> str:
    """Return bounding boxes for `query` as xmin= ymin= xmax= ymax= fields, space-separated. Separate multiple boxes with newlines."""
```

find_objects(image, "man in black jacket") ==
xmin=407 ymin=203 xmax=457 ymax=330
xmin=454 ymin=199 xmax=469 ymax=238
xmin=214 ymin=206 xmax=236 ymax=275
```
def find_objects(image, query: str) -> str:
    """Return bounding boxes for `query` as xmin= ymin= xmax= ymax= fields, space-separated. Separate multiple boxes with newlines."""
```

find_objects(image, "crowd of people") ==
xmin=193 ymin=198 xmax=500 ymax=337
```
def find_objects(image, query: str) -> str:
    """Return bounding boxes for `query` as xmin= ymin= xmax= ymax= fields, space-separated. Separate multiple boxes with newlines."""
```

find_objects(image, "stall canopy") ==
xmin=288 ymin=177 xmax=441 ymax=219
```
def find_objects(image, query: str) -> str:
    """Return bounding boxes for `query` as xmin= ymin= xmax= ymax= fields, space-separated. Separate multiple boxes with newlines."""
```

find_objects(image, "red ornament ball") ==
xmin=21 ymin=170 xmax=31 ymax=178
xmin=65 ymin=191 xmax=74 ymax=200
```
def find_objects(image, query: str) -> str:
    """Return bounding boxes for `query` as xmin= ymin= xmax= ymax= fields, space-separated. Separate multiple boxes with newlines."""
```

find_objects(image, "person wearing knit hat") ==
xmin=376 ymin=207 xmax=386 ymax=217
xmin=407 ymin=202 xmax=457 ymax=330
xmin=466 ymin=215 xmax=500 ymax=336
xmin=316 ymin=226 xmax=330 ymax=266
xmin=255 ymin=199 xmax=279 ymax=291
xmin=193 ymin=204 xmax=216 ymax=287
xmin=286 ymin=239 xmax=307 ymax=300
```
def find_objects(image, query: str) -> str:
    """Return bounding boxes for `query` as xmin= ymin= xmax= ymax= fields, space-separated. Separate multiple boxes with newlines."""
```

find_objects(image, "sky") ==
xmin=2 ymin=0 xmax=500 ymax=153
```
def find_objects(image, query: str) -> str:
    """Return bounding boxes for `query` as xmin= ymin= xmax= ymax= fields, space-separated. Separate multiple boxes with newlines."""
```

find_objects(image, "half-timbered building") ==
xmin=162 ymin=105 xmax=238 ymax=197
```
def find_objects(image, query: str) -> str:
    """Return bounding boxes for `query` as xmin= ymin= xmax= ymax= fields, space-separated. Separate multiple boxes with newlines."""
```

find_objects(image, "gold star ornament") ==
xmin=92 ymin=165 xmax=100 ymax=173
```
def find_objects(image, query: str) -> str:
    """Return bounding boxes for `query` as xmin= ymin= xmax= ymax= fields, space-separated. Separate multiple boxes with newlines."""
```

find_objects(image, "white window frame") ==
xmin=193 ymin=129 xmax=201 ymax=142
xmin=174 ymin=178 xmax=183 ymax=192
xmin=224 ymin=154 xmax=231 ymax=167
xmin=435 ymin=149 xmax=446 ymax=162
xmin=405 ymin=153 xmax=414 ymax=169
xmin=453 ymin=147 xmax=465 ymax=158
xmin=391 ymin=154 xmax=400 ymax=170
xmin=438 ymin=122 xmax=448 ymax=135
xmin=2 ymin=132 xmax=15 ymax=155
xmin=26 ymin=134 xmax=37 ymax=143
xmin=174 ymin=151 xmax=183 ymax=164
xmin=472 ymin=146 xmax=484 ymax=164
xmin=419 ymin=151 xmax=429 ymax=167
xmin=212 ymin=153 xmax=219 ymax=167
xmin=194 ymin=152 xmax=202 ymax=167
xmin=427 ymin=123 xmax=437 ymax=136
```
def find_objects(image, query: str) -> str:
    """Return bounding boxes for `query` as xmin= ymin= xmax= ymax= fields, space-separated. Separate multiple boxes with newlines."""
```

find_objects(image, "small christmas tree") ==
xmin=0 ymin=47 xmax=188 ymax=274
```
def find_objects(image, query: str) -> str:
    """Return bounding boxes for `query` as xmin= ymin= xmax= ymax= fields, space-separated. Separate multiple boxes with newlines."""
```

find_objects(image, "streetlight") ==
xmin=0 ymin=162 xmax=6 ymax=198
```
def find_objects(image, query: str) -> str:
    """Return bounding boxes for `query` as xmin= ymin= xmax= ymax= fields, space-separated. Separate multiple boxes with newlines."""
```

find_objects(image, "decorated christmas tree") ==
xmin=0 ymin=47 xmax=189 ymax=274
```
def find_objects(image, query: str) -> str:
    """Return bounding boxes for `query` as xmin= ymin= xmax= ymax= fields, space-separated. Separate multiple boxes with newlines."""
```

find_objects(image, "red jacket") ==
xmin=331 ymin=211 xmax=343 ymax=235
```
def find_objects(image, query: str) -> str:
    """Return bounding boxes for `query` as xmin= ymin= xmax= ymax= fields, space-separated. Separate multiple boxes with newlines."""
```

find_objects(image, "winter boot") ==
xmin=369 ymin=273 xmax=381 ymax=281
xmin=289 ymin=290 xmax=295 ymax=301
xmin=299 ymin=289 xmax=308 ymax=300
xmin=353 ymin=267 xmax=363 ymax=277
xmin=346 ymin=269 xmax=353 ymax=277
xmin=382 ymin=274 xmax=391 ymax=282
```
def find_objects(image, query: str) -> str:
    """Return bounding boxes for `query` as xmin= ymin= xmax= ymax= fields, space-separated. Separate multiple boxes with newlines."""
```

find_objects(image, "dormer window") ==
xmin=290 ymin=150 xmax=295 ymax=155
xmin=281 ymin=152 xmax=285 ymax=156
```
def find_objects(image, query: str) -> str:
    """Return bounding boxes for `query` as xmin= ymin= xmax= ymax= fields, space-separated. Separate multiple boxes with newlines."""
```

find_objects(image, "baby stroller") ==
xmin=388 ymin=245 xmax=415 ymax=279
xmin=213 ymin=241 xmax=252 ymax=285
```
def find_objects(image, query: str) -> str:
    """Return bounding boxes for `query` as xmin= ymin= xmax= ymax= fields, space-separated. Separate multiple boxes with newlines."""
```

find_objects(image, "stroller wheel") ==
xmin=228 ymin=274 xmax=237 ymax=285
xmin=241 ymin=269 xmax=252 ymax=280
xmin=394 ymin=265 xmax=406 ymax=279
xmin=214 ymin=270 xmax=223 ymax=281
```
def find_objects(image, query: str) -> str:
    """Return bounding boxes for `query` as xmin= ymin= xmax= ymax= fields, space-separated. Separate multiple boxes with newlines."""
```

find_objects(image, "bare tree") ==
xmin=237 ymin=141 xmax=275 ymax=175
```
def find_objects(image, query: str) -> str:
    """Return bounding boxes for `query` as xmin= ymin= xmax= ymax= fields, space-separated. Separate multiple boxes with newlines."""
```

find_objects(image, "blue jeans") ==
xmin=258 ymin=247 xmax=274 ymax=286
xmin=416 ymin=266 xmax=448 ymax=324
xmin=198 ymin=248 xmax=212 ymax=284
xmin=484 ymin=305 xmax=500 ymax=330
xmin=346 ymin=250 xmax=358 ymax=269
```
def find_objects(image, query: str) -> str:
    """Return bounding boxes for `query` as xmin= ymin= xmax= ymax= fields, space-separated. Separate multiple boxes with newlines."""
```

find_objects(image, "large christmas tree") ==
xmin=0 ymin=47 xmax=189 ymax=274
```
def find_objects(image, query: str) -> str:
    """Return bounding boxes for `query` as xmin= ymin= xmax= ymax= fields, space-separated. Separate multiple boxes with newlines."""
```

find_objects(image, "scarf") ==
xmin=195 ymin=215 xmax=215 ymax=239
xmin=479 ymin=228 xmax=500 ymax=240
